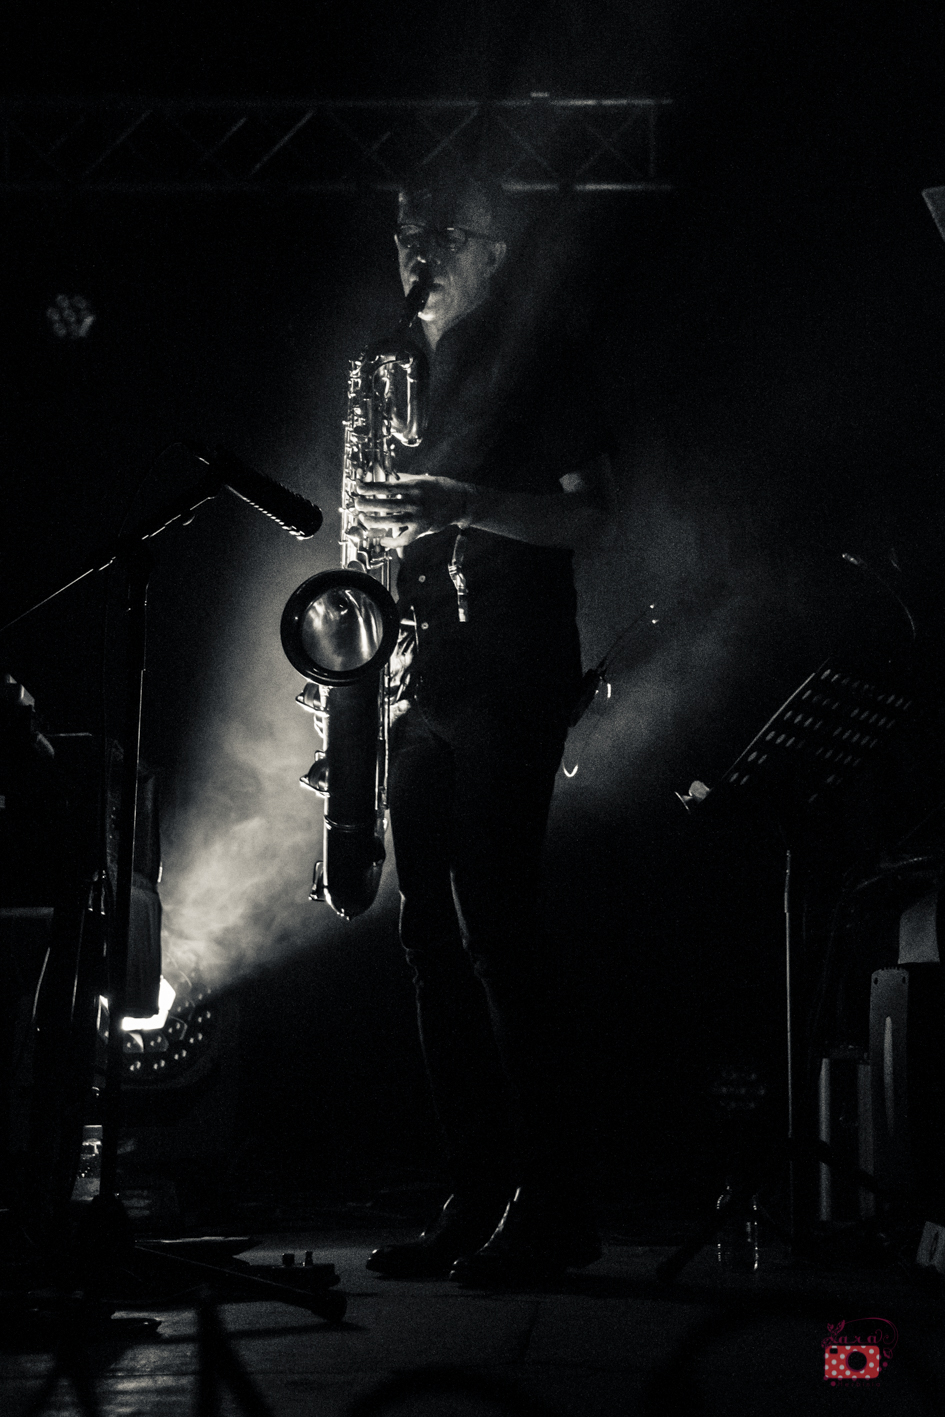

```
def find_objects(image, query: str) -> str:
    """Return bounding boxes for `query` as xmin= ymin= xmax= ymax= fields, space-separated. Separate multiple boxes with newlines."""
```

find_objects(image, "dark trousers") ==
xmin=388 ymin=684 xmax=572 ymax=1199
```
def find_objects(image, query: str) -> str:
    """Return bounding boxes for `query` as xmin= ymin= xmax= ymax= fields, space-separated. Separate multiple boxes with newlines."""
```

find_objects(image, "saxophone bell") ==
xmin=281 ymin=569 xmax=399 ymax=688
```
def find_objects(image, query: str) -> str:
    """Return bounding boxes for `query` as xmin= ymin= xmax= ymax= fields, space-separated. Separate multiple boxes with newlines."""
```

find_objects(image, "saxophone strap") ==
xmin=448 ymin=531 xmax=470 ymax=623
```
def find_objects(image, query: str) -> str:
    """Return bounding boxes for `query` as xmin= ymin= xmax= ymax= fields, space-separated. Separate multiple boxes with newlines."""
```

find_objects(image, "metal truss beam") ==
xmin=0 ymin=96 xmax=673 ymax=194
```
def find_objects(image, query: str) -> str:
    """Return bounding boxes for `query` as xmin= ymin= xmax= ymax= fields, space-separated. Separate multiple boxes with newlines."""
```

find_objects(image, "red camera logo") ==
xmin=823 ymin=1318 xmax=897 ymax=1386
xmin=824 ymin=1345 xmax=881 ymax=1381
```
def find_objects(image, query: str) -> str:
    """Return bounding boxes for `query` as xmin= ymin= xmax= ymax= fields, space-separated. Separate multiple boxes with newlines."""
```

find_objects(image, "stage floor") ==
xmin=1 ymin=1226 xmax=943 ymax=1416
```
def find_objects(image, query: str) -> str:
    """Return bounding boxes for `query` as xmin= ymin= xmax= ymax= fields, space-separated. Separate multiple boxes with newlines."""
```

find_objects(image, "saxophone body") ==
xmin=282 ymin=275 xmax=429 ymax=919
xmin=342 ymin=330 xmax=427 ymax=579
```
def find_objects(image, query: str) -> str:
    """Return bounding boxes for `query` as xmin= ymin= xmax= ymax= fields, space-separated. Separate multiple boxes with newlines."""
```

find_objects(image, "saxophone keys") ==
xmin=310 ymin=861 xmax=327 ymax=903
xmin=300 ymin=753 xmax=329 ymax=796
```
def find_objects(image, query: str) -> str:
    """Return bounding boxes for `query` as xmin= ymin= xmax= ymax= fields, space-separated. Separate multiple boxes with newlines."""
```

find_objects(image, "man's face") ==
xmin=395 ymin=189 xmax=506 ymax=340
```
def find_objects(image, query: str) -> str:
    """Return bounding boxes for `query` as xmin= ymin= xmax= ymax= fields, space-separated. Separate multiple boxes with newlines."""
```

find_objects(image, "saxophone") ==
xmin=281 ymin=270 xmax=430 ymax=919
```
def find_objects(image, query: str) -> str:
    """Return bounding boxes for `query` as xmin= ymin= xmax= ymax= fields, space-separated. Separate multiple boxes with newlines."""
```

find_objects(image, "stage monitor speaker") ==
xmin=869 ymin=964 xmax=945 ymax=1219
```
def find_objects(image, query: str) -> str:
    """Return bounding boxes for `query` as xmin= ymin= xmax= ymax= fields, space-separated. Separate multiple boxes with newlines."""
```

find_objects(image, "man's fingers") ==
xmin=357 ymin=502 xmax=417 ymax=521
xmin=355 ymin=496 xmax=420 ymax=515
xmin=358 ymin=474 xmax=424 ymax=490
xmin=359 ymin=513 xmax=419 ymax=533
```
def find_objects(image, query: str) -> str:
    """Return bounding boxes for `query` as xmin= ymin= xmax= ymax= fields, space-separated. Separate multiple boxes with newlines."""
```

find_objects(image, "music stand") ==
xmin=658 ymin=656 xmax=915 ymax=1280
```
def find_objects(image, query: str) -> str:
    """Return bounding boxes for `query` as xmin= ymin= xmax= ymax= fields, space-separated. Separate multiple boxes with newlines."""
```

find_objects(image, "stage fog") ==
xmin=3 ymin=1 xmax=945 ymax=1214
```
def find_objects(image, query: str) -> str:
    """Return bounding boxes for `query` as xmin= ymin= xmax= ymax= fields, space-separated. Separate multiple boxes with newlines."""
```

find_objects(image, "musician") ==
xmin=354 ymin=165 xmax=616 ymax=1285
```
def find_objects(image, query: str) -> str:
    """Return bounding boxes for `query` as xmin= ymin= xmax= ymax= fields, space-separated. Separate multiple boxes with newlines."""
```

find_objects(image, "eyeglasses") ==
xmin=395 ymin=223 xmax=494 ymax=254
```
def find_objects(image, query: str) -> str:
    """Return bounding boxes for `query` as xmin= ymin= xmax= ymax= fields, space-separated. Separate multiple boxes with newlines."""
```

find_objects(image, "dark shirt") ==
xmin=394 ymin=298 xmax=607 ymax=709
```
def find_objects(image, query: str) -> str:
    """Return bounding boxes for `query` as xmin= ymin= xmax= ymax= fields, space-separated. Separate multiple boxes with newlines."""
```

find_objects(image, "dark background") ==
xmin=3 ymin=0 xmax=945 ymax=1223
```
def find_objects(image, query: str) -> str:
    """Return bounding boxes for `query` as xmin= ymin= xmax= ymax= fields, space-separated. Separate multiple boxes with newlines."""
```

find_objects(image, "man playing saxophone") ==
xmin=354 ymin=163 xmax=616 ymax=1285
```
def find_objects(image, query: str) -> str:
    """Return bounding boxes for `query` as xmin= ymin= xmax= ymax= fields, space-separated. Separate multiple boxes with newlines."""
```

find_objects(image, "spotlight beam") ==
xmin=0 ymin=442 xmax=324 ymax=1240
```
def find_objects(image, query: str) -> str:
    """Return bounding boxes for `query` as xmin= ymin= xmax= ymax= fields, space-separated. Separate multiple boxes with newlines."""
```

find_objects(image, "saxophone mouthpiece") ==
xmin=404 ymin=263 xmax=432 ymax=322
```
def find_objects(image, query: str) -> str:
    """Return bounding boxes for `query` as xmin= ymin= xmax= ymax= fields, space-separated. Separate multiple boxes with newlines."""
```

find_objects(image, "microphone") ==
xmin=190 ymin=445 xmax=323 ymax=539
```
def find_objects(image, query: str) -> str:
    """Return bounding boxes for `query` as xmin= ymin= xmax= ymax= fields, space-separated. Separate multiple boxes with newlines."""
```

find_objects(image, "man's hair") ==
xmin=397 ymin=159 xmax=512 ymax=243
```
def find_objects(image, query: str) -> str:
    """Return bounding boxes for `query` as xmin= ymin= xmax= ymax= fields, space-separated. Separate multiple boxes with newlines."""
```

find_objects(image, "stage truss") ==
xmin=0 ymin=95 xmax=672 ymax=194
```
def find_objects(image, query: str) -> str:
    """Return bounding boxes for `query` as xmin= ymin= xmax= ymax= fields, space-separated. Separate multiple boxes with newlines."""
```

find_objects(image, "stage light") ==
xmin=45 ymin=293 xmax=96 ymax=339
xmin=98 ymin=970 xmax=218 ymax=1086
xmin=120 ymin=975 xmax=176 ymax=1032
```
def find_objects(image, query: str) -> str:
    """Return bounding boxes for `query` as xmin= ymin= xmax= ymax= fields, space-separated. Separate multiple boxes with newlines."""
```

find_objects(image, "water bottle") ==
xmin=716 ymin=1182 xmax=760 ymax=1272
xmin=71 ymin=1123 xmax=103 ymax=1202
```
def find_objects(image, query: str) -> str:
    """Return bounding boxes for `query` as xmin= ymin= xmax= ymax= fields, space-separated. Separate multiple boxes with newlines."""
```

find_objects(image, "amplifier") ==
xmin=1 ymin=675 xmax=163 ymax=1225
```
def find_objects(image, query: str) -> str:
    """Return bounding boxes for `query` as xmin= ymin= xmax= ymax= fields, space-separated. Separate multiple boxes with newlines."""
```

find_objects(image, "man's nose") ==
xmin=414 ymin=233 xmax=441 ymax=263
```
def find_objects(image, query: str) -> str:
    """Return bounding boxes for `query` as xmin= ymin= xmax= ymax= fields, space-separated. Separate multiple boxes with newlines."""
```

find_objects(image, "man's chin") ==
xmin=417 ymin=299 xmax=445 ymax=323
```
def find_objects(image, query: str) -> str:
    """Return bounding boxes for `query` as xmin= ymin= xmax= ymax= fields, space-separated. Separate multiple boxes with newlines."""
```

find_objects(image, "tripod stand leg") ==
xmin=100 ymin=547 xmax=152 ymax=1204
xmin=134 ymin=1248 xmax=347 ymax=1324
xmin=655 ymin=1183 xmax=758 ymax=1284
xmin=784 ymin=847 xmax=797 ymax=1247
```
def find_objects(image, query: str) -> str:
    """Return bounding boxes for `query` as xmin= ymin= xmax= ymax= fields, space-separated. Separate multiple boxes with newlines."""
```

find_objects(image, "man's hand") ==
xmin=353 ymin=475 xmax=476 ymax=547
xmin=352 ymin=454 xmax=615 ymax=552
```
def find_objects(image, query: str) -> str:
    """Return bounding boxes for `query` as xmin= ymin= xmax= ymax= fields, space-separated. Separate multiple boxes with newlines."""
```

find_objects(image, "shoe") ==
xmin=365 ymin=1192 xmax=509 ymax=1279
xmin=448 ymin=1187 xmax=602 ymax=1287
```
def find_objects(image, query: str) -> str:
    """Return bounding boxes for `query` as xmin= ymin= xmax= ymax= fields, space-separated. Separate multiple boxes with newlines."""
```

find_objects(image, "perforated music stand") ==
xmin=690 ymin=659 xmax=915 ymax=820
xmin=659 ymin=657 xmax=915 ymax=1280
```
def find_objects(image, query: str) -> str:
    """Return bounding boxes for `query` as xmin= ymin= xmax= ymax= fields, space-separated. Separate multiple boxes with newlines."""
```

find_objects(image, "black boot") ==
xmin=449 ymin=1187 xmax=601 ymax=1286
xmin=365 ymin=1192 xmax=509 ymax=1279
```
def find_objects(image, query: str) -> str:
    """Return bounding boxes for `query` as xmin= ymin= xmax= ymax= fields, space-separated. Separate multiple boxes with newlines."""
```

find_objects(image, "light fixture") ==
xmin=45 ymin=293 xmax=96 ymax=339
xmin=97 ymin=970 xmax=218 ymax=1087
xmin=120 ymin=976 xmax=176 ymax=1032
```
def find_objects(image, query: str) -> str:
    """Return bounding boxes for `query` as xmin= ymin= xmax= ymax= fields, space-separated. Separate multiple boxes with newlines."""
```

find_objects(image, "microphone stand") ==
xmin=1 ymin=459 xmax=345 ymax=1324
